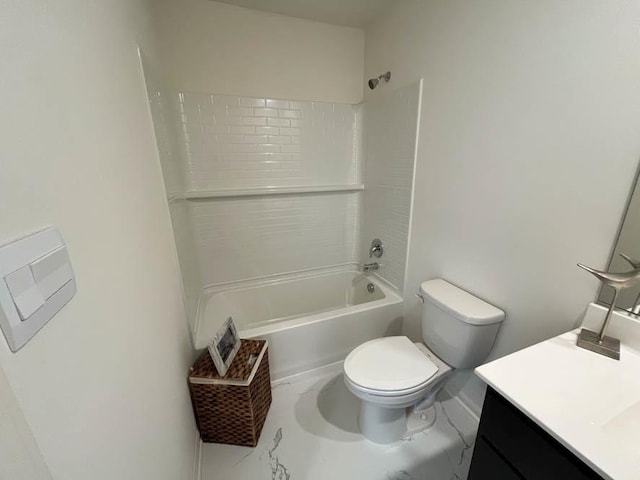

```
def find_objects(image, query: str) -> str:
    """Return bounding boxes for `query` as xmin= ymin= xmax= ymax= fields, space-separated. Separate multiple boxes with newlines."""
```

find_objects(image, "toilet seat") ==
xmin=344 ymin=336 xmax=439 ymax=395
xmin=345 ymin=375 xmax=434 ymax=397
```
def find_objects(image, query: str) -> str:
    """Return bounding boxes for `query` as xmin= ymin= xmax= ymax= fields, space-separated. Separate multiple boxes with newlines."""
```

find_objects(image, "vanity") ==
xmin=469 ymin=304 xmax=640 ymax=480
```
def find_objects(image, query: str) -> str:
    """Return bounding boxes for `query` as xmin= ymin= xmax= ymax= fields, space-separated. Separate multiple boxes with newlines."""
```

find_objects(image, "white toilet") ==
xmin=343 ymin=279 xmax=505 ymax=444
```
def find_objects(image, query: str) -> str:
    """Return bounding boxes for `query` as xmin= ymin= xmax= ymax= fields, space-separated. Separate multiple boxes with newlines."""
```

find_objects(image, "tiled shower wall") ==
xmin=143 ymin=60 xmax=184 ymax=195
xmin=190 ymin=193 xmax=360 ymax=286
xmin=360 ymin=82 xmax=420 ymax=291
xmin=174 ymin=93 xmax=363 ymax=288
xmin=177 ymin=93 xmax=361 ymax=191
xmin=142 ymin=58 xmax=201 ymax=326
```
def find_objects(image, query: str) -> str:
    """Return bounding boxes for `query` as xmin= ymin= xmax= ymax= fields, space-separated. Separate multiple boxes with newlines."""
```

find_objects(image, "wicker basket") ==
xmin=188 ymin=339 xmax=272 ymax=446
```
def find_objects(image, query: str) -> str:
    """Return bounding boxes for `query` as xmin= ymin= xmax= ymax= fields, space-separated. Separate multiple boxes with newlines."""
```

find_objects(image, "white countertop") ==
xmin=475 ymin=303 xmax=640 ymax=480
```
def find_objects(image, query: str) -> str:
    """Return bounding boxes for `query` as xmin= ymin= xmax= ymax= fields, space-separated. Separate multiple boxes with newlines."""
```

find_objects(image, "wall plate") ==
xmin=0 ymin=227 xmax=76 ymax=352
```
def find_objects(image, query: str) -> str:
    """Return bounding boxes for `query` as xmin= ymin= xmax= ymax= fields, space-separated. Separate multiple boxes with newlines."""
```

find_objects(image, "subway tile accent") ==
xmin=360 ymin=83 xmax=420 ymax=291
xmin=239 ymin=97 xmax=266 ymax=107
xmin=254 ymin=108 xmax=279 ymax=117
xmin=266 ymin=99 xmax=289 ymax=109
xmin=267 ymin=118 xmax=290 ymax=127
xmin=160 ymin=92 xmax=365 ymax=287
xmin=177 ymin=92 xmax=360 ymax=191
xmin=190 ymin=192 xmax=361 ymax=286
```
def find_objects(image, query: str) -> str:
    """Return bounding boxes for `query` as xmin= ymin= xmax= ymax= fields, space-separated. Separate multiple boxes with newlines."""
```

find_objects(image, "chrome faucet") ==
xmin=369 ymin=238 xmax=384 ymax=258
xmin=363 ymin=262 xmax=379 ymax=272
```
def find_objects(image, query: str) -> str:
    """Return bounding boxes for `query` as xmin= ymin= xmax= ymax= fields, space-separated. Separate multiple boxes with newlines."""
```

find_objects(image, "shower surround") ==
xmin=143 ymin=68 xmax=421 ymax=373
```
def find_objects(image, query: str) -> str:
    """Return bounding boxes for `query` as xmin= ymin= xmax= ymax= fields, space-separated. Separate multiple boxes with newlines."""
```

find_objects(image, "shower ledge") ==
xmin=168 ymin=184 xmax=364 ymax=201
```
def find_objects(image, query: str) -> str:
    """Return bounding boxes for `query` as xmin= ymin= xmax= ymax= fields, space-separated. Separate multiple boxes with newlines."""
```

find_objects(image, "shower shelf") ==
xmin=168 ymin=184 xmax=364 ymax=201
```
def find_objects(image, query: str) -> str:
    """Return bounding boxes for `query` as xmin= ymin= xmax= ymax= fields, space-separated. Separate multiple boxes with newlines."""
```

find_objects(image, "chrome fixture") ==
xmin=369 ymin=238 xmax=384 ymax=258
xmin=367 ymin=283 xmax=376 ymax=293
xmin=363 ymin=262 xmax=379 ymax=272
xmin=368 ymin=71 xmax=391 ymax=90
xmin=576 ymin=254 xmax=640 ymax=360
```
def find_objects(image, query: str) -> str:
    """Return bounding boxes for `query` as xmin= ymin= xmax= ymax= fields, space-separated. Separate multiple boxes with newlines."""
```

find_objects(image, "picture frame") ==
xmin=208 ymin=316 xmax=241 ymax=377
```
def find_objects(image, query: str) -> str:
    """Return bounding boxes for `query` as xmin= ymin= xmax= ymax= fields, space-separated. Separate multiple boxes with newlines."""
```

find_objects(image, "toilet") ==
xmin=343 ymin=279 xmax=505 ymax=443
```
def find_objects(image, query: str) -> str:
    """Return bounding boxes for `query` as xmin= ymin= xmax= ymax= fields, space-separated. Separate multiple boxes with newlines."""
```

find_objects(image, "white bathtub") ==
xmin=194 ymin=266 xmax=403 ymax=379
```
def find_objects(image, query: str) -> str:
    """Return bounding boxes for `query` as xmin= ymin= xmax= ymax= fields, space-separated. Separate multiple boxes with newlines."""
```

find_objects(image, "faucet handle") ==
xmin=369 ymin=238 xmax=384 ymax=258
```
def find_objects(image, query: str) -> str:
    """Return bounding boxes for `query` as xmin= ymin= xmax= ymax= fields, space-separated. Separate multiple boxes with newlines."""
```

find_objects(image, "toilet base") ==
xmin=359 ymin=401 xmax=407 ymax=444
xmin=358 ymin=402 xmax=438 ymax=444
xmin=405 ymin=405 xmax=437 ymax=437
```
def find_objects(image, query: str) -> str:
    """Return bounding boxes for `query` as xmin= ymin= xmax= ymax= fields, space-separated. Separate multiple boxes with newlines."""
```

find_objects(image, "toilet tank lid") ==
xmin=419 ymin=279 xmax=505 ymax=326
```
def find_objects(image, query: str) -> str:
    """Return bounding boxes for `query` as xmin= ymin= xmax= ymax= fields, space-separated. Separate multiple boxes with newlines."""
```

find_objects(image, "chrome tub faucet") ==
xmin=363 ymin=262 xmax=379 ymax=272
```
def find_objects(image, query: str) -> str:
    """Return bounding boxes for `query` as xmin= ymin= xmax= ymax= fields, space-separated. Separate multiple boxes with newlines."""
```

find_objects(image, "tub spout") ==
xmin=363 ymin=262 xmax=379 ymax=272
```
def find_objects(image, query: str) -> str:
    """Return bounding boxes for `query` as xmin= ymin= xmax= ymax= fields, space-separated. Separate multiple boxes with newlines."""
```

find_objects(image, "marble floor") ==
xmin=200 ymin=362 xmax=479 ymax=480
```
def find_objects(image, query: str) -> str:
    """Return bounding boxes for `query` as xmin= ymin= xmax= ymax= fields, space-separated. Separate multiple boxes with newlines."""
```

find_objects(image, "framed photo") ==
xmin=208 ymin=317 xmax=241 ymax=377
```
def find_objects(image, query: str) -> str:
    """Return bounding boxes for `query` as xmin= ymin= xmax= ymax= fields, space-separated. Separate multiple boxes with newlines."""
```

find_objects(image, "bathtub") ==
xmin=194 ymin=266 xmax=403 ymax=379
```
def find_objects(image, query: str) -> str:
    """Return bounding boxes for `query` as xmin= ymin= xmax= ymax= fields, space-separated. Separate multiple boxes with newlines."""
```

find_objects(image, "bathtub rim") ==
xmin=193 ymin=263 xmax=402 ymax=347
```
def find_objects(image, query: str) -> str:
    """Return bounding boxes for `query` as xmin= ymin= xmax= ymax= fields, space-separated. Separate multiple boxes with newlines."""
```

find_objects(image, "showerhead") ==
xmin=368 ymin=71 xmax=391 ymax=90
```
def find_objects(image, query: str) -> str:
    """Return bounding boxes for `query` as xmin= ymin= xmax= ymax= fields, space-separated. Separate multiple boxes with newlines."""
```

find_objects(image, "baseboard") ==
xmin=192 ymin=429 xmax=203 ymax=480
xmin=443 ymin=385 xmax=481 ymax=423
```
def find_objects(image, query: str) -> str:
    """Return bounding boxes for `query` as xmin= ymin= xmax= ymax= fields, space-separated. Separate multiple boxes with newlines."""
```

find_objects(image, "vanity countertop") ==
xmin=475 ymin=304 xmax=640 ymax=480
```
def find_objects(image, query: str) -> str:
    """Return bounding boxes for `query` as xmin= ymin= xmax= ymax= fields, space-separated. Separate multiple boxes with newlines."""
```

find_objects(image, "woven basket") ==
xmin=188 ymin=339 xmax=272 ymax=446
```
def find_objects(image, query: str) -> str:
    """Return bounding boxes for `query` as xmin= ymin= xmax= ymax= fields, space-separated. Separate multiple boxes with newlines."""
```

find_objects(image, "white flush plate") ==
xmin=0 ymin=227 xmax=76 ymax=352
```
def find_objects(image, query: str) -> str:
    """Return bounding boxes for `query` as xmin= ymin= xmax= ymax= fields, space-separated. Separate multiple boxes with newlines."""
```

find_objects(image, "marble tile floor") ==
xmin=200 ymin=362 xmax=479 ymax=480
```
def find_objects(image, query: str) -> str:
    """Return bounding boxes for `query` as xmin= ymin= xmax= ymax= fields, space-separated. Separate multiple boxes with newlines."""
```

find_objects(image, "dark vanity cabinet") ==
xmin=469 ymin=388 xmax=604 ymax=480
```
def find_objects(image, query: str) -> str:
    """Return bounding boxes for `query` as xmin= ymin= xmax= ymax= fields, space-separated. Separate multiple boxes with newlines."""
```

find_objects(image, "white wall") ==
xmin=152 ymin=0 xmax=364 ymax=103
xmin=0 ymin=1 xmax=197 ymax=479
xmin=365 ymin=0 xmax=640 ymax=411
xmin=0 ymin=365 xmax=52 ymax=480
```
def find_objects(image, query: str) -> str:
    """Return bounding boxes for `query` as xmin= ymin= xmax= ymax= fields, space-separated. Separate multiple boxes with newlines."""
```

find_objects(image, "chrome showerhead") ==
xmin=368 ymin=71 xmax=391 ymax=90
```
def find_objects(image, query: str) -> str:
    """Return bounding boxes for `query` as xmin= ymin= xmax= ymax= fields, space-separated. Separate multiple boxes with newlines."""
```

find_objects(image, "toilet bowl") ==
xmin=343 ymin=336 xmax=452 ymax=443
xmin=343 ymin=279 xmax=505 ymax=444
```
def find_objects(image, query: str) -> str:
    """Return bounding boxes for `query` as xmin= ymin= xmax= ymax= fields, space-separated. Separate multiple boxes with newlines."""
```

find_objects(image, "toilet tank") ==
xmin=420 ymin=279 xmax=505 ymax=369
